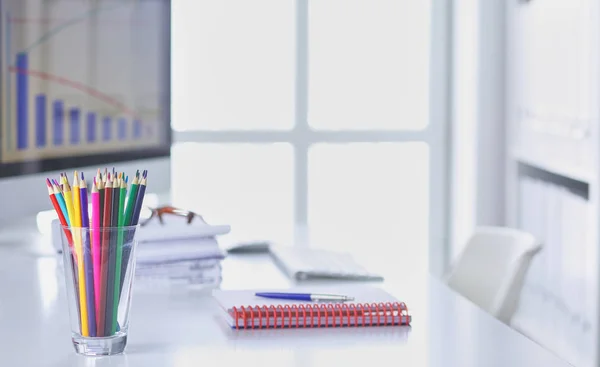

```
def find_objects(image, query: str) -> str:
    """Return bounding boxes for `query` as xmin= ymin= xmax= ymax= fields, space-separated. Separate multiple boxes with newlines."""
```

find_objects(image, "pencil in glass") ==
xmin=105 ymin=174 xmax=120 ymax=335
xmin=120 ymin=172 xmax=146 ymax=293
xmin=72 ymin=172 xmax=90 ymax=337
xmin=98 ymin=175 xmax=113 ymax=337
xmin=110 ymin=177 xmax=127 ymax=334
xmin=79 ymin=174 xmax=97 ymax=337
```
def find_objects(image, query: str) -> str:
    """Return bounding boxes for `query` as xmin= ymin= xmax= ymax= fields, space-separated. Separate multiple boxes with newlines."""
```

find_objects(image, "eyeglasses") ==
xmin=139 ymin=206 xmax=208 ymax=227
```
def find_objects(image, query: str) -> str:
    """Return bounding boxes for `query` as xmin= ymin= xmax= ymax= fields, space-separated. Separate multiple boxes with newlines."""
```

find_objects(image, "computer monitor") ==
xmin=0 ymin=0 xmax=172 ymax=222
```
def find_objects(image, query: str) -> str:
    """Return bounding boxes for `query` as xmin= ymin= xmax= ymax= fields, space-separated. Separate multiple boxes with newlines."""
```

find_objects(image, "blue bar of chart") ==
xmin=87 ymin=112 xmax=96 ymax=143
xmin=133 ymin=120 xmax=141 ymax=139
xmin=35 ymin=94 xmax=46 ymax=147
xmin=70 ymin=108 xmax=80 ymax=144
xmin=16 ymin=52 xmax=28 ymax=150
xmin=53 ymin=100 xmax=64 ymax=146
xmin=103 ymin=117 xmax=111 ymax=141
xmin=118 ymin=118 xmax=126 ymax=140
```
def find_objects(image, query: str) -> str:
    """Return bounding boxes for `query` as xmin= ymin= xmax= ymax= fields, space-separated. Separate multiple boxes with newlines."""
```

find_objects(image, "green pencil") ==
xmin=123 ymin=172 xmax=139 ymax=226
xmin=117 ymin=172 xmax=139 ymax=300
xmin=111 ymin=176 xmax=127 ymax=334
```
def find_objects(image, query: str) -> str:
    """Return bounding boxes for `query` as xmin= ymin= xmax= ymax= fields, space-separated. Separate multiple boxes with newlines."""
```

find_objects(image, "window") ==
xmin=171 ymin=0 xmax=449 ymax=275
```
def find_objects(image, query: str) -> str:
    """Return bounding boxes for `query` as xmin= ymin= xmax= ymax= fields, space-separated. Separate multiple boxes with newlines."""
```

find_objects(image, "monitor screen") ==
xmin=0 ymin=0 xmax=171 ymax=178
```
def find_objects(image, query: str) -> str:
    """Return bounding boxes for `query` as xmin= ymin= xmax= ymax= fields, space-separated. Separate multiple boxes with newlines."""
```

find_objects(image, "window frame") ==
xmin=172 ymin=0 xmax=452 ymax=276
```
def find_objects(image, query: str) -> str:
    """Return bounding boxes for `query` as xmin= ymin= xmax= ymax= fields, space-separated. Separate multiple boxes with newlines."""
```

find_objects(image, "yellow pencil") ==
xmin=72 ymin=172 xmax=89 ymax=336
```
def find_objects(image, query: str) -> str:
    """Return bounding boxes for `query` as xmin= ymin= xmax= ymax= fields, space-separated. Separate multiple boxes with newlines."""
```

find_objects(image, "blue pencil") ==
xmin=80 ymin=173 xmax=97 ymax=337
xmin=130 ymin=173 xmax=147 ymax=226
xmin=52 ymin=179 xmax=70 ymax=226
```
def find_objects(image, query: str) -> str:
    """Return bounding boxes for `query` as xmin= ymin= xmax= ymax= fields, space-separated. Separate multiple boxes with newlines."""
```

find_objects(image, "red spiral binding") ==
xmin=276 ymin=305 xmax=284 ymax=328
xmin=247 ymin=306 xmax=253 ymax=329
xmin=333 ymin=304 xmax=343 ymax=327
xmin=284 ymin=305 xmax=292 ymax=328
xmin=233 ymin=306 xmax=240 ymax=329
xmin=320 ymin=304 xmax=328 ymax=327
xmin=357 ymin=303 xmax=365 ymax=326
xmin=385 ymin=302 xmax=393 ymax=325
xmin=350 ymin=304 xmax=358 ymax=326
xmin=377 ymin=303 xmax=385 ymax=326
xmin=340 ymin=303 xmax=349 ymax=326
xmin=299 ymin=304 xmax=307 ymax=328
xmin=240 ymin=306 xmax=247 ymax=329
xmin=316 ymin=304 xmax=322 ymax=327
xmin=232 ymin=301 xmax=411 ymax=329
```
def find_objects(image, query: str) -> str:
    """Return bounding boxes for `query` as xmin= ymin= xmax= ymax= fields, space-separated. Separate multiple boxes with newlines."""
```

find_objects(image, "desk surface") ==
xmin=0 ymin=220 xmax=571 ymax=367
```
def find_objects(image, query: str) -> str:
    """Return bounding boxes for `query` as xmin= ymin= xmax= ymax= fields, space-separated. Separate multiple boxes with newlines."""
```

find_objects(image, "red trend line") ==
xmin=8 ymin=66 xmax=139 ymax=120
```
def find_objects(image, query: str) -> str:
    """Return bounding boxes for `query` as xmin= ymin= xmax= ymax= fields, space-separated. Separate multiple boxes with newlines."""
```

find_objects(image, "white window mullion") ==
xmin=295 ymin=0 xmax=310 ymax=232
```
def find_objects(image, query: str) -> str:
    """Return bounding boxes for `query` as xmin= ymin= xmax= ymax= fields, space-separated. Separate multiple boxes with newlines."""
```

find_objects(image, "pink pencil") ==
xmin=91 ymin=179 xmax=102 ymax=331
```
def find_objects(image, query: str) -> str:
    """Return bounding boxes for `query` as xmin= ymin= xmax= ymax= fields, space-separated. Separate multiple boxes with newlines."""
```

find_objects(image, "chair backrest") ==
xmin=444 ymin=226 xmax=541 ymax=324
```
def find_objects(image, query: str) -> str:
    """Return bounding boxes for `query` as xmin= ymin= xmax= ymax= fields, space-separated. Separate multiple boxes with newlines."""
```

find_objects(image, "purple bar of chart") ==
xmin=133 ymin=120 xmax=141 ymax=139
xmin=87 ymin=112 xmax=96 ymax=142
xmin=16 ymin=52 xmax=28 ymax=150
xmin=35 ymin=94 xmax=46 ymax=147
xmin=70 ymin=108 xmax=80 ymax=144
xmin=118 ymin=118 xmax=126 ymax=140
xmin=103 ymin=117 xmax=111 ymax=141
xmin=53 ymin=100 xmax=64 ymax=146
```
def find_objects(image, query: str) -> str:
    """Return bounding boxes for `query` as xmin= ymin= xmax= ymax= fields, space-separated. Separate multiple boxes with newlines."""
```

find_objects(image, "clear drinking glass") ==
xmin=60 ymin=225 xmax=139 ymax=356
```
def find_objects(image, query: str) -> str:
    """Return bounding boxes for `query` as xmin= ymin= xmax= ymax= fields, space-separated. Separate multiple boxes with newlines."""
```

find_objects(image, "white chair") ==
xmin=444 ymin=226 xmax=542 ymax=324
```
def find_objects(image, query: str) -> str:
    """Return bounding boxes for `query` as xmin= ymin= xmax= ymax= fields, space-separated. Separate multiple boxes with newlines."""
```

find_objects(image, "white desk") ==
xmin=0 ymin=219 xmax=571 ymax=367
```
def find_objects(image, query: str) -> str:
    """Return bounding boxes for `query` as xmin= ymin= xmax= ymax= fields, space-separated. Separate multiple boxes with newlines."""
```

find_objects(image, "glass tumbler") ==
xmin=60 ymin=225 xmax=139 ymax=356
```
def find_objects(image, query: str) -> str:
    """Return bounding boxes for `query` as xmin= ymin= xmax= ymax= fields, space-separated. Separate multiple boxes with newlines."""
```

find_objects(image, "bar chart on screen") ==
xmin=0 ymin=0 xmax=167 ymax=163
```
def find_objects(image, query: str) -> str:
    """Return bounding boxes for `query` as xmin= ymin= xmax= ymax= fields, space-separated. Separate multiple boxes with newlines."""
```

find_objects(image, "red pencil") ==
xmin=98 ymin=174 xmax=113 ymax=336
xmin=46 ymin=179 xmax=74 ymax=246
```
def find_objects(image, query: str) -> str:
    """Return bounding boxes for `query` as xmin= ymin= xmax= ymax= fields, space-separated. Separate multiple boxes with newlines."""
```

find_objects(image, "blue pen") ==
xmin=255 ymin=292 xmax=354 ymax=302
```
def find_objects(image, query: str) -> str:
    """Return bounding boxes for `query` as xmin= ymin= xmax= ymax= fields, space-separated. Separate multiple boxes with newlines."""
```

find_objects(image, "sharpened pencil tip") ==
xmin=81 ymin=172 xmax=85 ymax=180
xmin=46 ymin=178 xmax=52 ymax=187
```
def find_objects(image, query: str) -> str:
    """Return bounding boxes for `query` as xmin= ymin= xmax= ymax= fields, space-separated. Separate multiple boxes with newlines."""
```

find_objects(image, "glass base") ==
xmin=72 ymin=332 xmax=127 ymax=356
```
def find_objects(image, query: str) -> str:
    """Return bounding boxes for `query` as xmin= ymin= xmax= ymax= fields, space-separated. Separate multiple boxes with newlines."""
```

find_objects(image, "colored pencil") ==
xmin=91 ymin=180 xmax=102 ymax=333
xmin=112 ymin=177 xmax=127 ymax=334
xmin=80 ymin=173 xmax=97 ymax=337
xmin=131 ymin=173 xmax=147 ymax=227
xmin=119 ymin=172 xmax=141 ymax=293
xmin=123 ymin=173 xmax=139 ymax=227
xmin=51 ymin=180 xmax=70 ymax=226
xmin=105 ymin=174 xmax=120 ymax=334
xmin=62 ymin=178 xmax=75 ymax=233
xmin=97 ymin=170 xmax=104 ymax=234
xmin=72 ymin=172 xmax=89 ymax=337
xmin=46 ymin=179 xmax=73 ymax=245
xmin=98 ymin=174 xmax=113 ymax=337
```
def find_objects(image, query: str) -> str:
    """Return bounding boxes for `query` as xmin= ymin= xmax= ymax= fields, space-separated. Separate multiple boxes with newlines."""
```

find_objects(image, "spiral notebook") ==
xmin=213 ymin=286 xmax=411 ymax=329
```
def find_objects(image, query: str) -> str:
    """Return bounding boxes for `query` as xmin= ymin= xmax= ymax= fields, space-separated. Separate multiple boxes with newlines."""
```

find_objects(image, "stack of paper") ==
xmin=132 ymin=216 xmax=229 ymax=288
xmin=134 ymin=236 xmax=225 ymax=289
